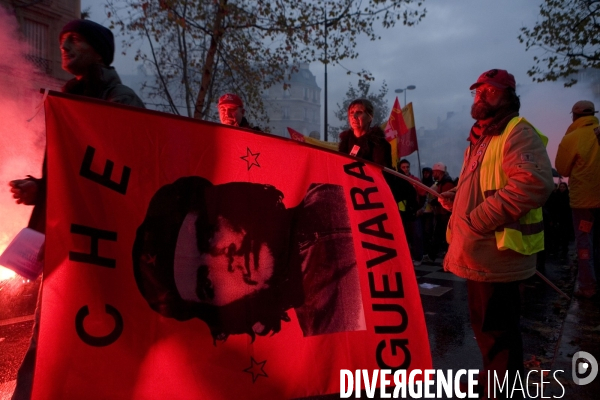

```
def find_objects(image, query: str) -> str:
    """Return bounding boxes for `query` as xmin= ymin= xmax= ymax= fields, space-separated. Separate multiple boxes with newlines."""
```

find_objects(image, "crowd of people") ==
xmin=5 ymin=17 xmax=599 ymax=400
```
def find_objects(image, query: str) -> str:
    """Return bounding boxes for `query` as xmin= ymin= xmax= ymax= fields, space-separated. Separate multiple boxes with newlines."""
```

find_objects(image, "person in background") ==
xmin=397 ymin=159 xmax=422 ymax=264
xmin=555 ymin=100 xmax=600 ymax=299
xmin=421 ymin=167 xmax=434 ymax=188
xmin=338 ymin=99 xmax=421 ymax=268
xmin=217 ymin=93 xmax=261 ymax=131
xmin=8 ymin=19 xmax=145 ymax=400
xmin=427 ymin=162 xmax=455 ymax=262
xmin=338 ymin=98 xmax=391 ymax=168
xmin=419 ymin=167 xmax=435 ymax=263
xmin=439 ymin=69 xmax=553 ymax=398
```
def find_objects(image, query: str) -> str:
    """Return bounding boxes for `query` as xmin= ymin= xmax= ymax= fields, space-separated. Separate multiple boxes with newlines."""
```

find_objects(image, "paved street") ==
xmin=0 ymin=276 xmax=39 ymax=400
xmin=415 ymin=250 xmax=599 ymax=399
xmin=0 ymin=251 xmax=598 ymax=399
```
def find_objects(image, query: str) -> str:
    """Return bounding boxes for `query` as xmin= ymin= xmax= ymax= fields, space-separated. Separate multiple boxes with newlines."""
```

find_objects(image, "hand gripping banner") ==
xmin=34 ymin=92 xmax=431 ymax=399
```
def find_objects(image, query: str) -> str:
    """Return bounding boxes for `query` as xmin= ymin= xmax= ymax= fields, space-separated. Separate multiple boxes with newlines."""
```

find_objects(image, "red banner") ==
xmin=35 ymin=93 xmax=431 ymax=399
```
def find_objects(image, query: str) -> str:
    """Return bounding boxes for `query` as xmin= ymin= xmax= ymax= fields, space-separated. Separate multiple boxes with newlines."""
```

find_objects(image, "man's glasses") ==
xmin=471 ymin=88 xmax=500 ymax=97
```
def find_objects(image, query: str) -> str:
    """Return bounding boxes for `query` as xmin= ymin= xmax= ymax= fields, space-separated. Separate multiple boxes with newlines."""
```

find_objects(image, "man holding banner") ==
xmin=8 ymin=19 xmax=144 ymax=400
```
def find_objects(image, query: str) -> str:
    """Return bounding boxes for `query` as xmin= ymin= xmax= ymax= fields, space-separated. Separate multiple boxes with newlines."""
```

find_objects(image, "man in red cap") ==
xmin=555 ymin=100 xmax=600 ymax=299
xmin=439 ymin=69 xmax=554 ymax=397
xmin=218 ymin=93 xmax=260 ymax=131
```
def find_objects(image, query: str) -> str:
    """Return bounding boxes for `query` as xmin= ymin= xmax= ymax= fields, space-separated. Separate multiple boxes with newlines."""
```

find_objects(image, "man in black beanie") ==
xmin=58 ymin=19 xmax=144 ymax=105
xmin=8 ymin=19 xmax=144 ymax=400
xmin=10 ymin=19 xmax=144 ymax=232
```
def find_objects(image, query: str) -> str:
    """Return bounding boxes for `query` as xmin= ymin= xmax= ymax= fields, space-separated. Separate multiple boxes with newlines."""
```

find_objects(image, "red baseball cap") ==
xmin=470 ymin=69 xmax=516 ymax=90
xmin=218 ymin=93 xmax=244 ymax=108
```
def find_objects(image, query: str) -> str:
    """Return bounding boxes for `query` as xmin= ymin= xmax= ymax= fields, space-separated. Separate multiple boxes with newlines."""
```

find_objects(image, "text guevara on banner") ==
xmin=35 ymin=92 xmax=431 ymax=399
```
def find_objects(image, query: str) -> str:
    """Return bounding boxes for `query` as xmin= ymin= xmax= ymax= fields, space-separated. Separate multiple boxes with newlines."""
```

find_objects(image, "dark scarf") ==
xmin=62 ymin=64 xmax=112 ymax=97
xmin=239 ymin=117 xmax=262 ymax=132
xmin=468 ymin=106 xmax=519 ymax=145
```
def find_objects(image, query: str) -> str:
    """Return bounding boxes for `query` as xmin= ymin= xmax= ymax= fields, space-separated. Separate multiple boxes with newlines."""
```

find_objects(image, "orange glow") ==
xmin=0 ymin=267 xmax=15 ymax=281
xmin=0 ymin=7 xmax=59 ymax=282
xmin=0 ymin=204 xmax=38 ymax=281
xmin=1 ymin=231 xmax=15 ymax=280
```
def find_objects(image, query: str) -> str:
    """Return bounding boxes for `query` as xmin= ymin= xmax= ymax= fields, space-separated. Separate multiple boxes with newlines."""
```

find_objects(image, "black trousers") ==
xmin=467 ymin=280 xmax=525 ymax=399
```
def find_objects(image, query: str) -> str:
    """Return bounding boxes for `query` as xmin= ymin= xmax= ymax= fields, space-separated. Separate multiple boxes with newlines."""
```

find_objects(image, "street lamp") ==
xmin=394 ymin=85 xmax=416 ymax=105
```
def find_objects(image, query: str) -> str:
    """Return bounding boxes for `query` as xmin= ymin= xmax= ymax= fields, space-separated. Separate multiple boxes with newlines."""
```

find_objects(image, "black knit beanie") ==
xmin=59 ymin=20 xmax=114 ymax=66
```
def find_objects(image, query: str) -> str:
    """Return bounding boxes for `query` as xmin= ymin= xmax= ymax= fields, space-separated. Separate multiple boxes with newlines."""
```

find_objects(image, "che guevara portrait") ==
xmin=132 ymin=176 xmax=366 ymax=341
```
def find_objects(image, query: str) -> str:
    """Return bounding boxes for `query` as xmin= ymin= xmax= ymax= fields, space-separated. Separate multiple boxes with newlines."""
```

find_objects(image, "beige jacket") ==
xmin=443 ymin=120 xmax=554 ymax=282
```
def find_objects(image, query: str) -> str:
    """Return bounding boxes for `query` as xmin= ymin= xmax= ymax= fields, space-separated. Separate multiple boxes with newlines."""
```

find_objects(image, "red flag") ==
xmin=287 ymin=126 xmax=306 ymax=142
xmin=384 ymin=97 xmax=408 ymax=142
xmin=35 ymin=93 xmax=431 ymax=399
xmin=398 ymin=103 xmax=419 ymax=157
xmin=287 ymin=127 xmax=339 ymax=151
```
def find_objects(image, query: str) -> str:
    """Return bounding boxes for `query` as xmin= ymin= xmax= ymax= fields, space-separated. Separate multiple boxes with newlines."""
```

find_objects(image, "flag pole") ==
xmin=410 ymin=101 xmax=422 ymax=180
xmin=416 ymin=149 xmax=422 ymax=180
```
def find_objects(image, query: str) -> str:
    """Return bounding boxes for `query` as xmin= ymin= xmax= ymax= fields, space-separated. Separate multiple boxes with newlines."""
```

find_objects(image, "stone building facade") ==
xmin=263 ymin=63 xmax=321 ymax=138
xmin=0 ymin=0 xmax=80 ymax=84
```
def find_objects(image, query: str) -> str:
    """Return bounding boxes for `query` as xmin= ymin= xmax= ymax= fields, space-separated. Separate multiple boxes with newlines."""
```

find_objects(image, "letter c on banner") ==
xmin=75 ymin=304 xmax=124 ymax=347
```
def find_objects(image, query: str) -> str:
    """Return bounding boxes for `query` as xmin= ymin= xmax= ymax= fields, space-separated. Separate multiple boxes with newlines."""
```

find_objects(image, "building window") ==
xmin=304 ymin=107 xmax=308 ymax=120
xmin=283 ymin=107 xmax=290 ymax=119
xmin=23 ymin=19 xmax=50 ymax=74
xmin=283 ymin=87 xmax=290 ymax=98
xmin=304 ymin=87 xmax=309 ymax=100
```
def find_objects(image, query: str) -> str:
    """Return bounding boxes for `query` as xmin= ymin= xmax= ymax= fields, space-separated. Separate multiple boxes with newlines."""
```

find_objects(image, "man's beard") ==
xmin=471 ymin=99 xmax=497 ymax=120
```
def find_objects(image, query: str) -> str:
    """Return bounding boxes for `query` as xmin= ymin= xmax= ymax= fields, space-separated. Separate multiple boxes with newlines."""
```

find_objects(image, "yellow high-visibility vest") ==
xmin=398 ymin=200 xmax=407 ymax=212
xmin=480 ymin=117 xmax=548 ymax=255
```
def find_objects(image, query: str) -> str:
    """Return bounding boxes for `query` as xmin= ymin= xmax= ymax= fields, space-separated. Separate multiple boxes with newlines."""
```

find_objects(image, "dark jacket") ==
xmin=239 ymin=116 xmax=262 ymax=132
xmin=27 ymin=66 xmax=145 ymax=233
xmin=62 ymin=65 xmax=145 ymax=108
xmin=385 ymin=173 xmax=419 ymax=221
xmin=338 ymin=126 xmax=392 ymax=168
xmin=430 ymin=173 xmax=456 ymax=216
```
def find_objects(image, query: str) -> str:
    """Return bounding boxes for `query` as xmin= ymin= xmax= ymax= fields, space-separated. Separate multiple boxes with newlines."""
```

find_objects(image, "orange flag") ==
xmin=35 ymin=92 xmax=432 ymax=399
